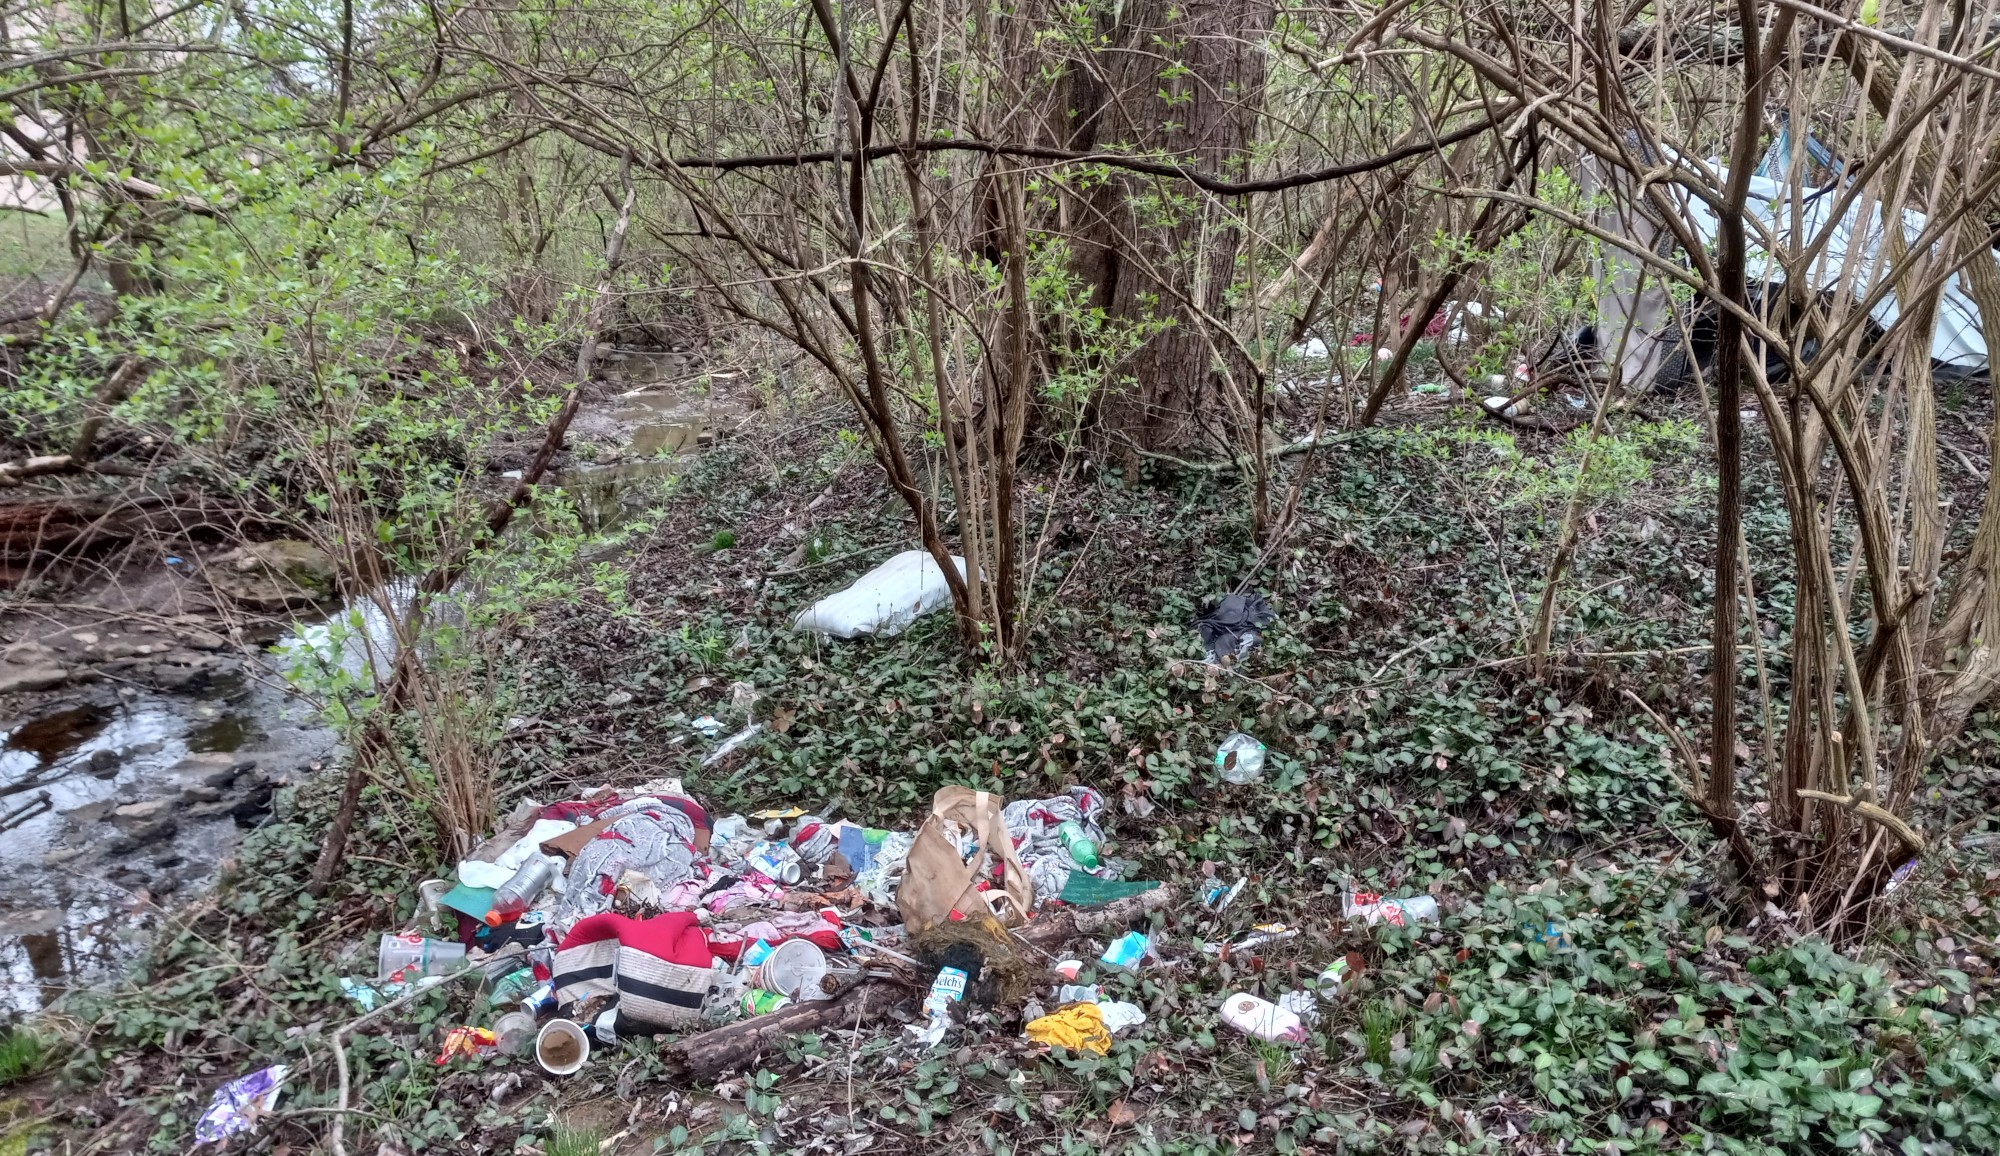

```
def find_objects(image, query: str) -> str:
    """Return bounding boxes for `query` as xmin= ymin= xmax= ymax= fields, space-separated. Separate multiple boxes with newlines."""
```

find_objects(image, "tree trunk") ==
xmin=1068 ymin=0 xmax=1272 ymax=463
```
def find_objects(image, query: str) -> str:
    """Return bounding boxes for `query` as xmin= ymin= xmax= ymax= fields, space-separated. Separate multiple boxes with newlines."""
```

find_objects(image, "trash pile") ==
xmin=197 ymin=724 xmax=1459 ymax=1138
xmin=330 ymin=780 xmax=1147 ymax=1076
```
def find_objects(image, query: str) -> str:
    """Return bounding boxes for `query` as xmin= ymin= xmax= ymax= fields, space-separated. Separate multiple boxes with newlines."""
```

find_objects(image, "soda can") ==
xmin=519 ymin=980 xmax=556 ymax=1016
xmin=741 ymin=989 xmax=792 ymax=1016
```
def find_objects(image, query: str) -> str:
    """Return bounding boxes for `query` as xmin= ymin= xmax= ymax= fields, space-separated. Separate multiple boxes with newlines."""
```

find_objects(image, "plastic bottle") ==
xmin=1215 ymin=732 xmax=1266 ymax=784
xmin=487 ymin=967 xmax=536 ymax=1008
xmin=1219 ymin=992 xmax=1306 ymax=1043
xmin=1056 ymin=820 xmax=1100 ymax=869
xmin=745 ymin=841 xmax=802 ymax=884
xmin=377 ymin=934 xmax=466 ymax=981
xmin=485 ymin=856 xmax=558 ymax=926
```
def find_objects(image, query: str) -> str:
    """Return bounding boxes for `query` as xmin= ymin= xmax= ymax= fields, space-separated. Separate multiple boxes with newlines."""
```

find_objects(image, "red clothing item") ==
xmin=556 ymin=911 xmax=712 ymax=967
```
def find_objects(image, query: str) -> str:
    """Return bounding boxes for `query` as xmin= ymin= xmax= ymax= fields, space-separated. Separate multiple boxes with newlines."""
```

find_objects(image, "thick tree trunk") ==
xmin=1067 ymin=0 xmax=1272 ymax=462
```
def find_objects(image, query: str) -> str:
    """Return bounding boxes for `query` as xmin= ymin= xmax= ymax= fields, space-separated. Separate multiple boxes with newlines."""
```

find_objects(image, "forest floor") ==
xmin=8 ymin=381 xmax=2000 ymax=1156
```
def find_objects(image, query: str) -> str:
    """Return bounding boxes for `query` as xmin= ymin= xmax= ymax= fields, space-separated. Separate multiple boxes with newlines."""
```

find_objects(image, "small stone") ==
xmin=205 ymin=539 xmax=340 ymax=610
xmin=181 ymin=786 xmax=223 ymax=803
xmin=0 ymin=660 xmax=69 ymax=693
xmin=41 ymin=846 xmax=91 ymax=867
xmin=113 ymin=799 xmax=174 ymax=823
xmin=65 ymin=800 xmax=115 ymax=824
xmin=87 ymin=749 xmax=122 ymax=777
xmin=72 ymin=632 xmax=100 ymax=646
xmin=180 ymin=630 xmax=227 ymax=651
xmin=116 ymin=816 xmax=177 ymax=847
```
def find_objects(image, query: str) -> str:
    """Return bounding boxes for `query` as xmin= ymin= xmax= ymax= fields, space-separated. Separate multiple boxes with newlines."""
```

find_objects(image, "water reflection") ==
xmin=0 ymin=673 xmax=332 ymax=1014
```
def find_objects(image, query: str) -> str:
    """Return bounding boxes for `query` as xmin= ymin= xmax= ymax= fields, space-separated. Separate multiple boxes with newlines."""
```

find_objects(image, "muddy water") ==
xmin=0 ymin=671 xmax=334 ymax=1014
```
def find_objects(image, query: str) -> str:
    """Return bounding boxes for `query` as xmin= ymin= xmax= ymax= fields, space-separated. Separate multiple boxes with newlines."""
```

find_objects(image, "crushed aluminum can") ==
xmin=1201 ymin=876 xmax=1247 ymax=913
xmin=519 ymin=980 xmax=556 ymax=1016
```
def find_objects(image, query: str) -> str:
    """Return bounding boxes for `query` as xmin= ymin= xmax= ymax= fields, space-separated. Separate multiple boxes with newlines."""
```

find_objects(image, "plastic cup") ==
xmin=535 ymin=1019 xmax=589 ymax=1076
xmin=755 ymin=939 xmax=826 ymax=998
xmin=377 ymin=934 xmax=466 ymax=981
xmin=493 ymin=1011 xmax=537 ymax=1056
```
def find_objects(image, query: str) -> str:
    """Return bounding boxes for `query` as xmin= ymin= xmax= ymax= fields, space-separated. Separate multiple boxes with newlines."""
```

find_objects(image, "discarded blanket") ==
xmin=552 ymin=912 xmax=713 ymax=1032
xmin=555 ymin=799 xmax=698 ymax=927
xmin=1002 ymin=787 xmax=1108 ymax=898
xmin=706 ymin=909 xmax=846 ymax=962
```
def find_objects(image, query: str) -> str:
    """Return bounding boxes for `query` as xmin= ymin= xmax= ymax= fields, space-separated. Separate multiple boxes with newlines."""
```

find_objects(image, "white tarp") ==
xmin=1583 ymin=147 xmax=1990 ymax=388
xmin=1672 ymin=171 xmax=1988 ymax=371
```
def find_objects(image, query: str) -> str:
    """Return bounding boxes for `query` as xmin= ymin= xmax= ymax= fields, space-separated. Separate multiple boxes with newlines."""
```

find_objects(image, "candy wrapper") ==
xmin=195 ymin=1064 xmax=289 ymax=1144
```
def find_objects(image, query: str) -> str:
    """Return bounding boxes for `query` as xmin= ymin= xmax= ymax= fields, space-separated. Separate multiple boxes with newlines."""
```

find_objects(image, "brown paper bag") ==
xmin=896 ymin=786 xmax=1034 ymax=934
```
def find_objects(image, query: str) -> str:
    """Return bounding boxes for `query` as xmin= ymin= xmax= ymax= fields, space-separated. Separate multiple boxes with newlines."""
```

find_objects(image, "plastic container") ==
xmin=755 ymin=939 xmax=827 ymax=999
xmin=1057 ymin=984 xmax=1102 ymax=1004
xmin=493 ymin=1011 xmax=538 ymax=1056
xmin=377 ymin=934 xmax=466 ymax=981
xmin=484 ymin=856 xmax=558 ymax=926
xmin=535 ymin=1019 xmax=590 ymax=1075
xmin=1215 ymin=733 xmax=1266 ymax=784
xmin=1056 ymin=820 xmax=1100 ymax=869
xmin=1220 ymin=992 xmax=1306 ymax=1043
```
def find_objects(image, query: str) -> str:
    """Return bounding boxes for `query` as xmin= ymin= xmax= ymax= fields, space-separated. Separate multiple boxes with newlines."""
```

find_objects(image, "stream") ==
xmin=0 ymin=665 xmax=334 ymax=1014
xmin=0 ymin=367 xmax=739 ymax=1016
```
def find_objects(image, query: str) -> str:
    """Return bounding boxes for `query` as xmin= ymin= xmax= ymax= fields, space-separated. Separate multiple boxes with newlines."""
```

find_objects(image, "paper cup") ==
xmin=535 ymin=1019 xmax=589 ymax=1076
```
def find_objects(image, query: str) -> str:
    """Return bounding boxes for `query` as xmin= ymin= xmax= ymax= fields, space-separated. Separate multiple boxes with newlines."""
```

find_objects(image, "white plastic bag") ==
xmin=792 ymin=550 xmax=966 ymax=638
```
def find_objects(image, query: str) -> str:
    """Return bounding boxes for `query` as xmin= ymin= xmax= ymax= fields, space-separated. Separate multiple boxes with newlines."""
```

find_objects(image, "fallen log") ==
xmin=657 ymin=886 xmax=1177 ymax=1082
xmin=0 ymin=493 xmax=272 ymax=559
xmin=660 ymin=978 xmax=908 ymax=1081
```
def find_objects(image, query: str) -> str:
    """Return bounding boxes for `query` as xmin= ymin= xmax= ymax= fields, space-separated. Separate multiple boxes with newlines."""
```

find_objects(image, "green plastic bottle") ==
xmin=1057 ymin=820 xmax=1100 ymax=869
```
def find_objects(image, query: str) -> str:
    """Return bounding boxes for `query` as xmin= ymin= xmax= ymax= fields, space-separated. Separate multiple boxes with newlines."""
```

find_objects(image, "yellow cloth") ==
xmin=1024 ymin=1002 xmax=1112 ymax=1055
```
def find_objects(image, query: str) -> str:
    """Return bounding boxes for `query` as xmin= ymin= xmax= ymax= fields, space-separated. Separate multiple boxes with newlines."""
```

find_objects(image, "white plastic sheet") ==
xmin=791 ymin=549 xmax=967 ymax=639
xmin=1586 ymin=149 xmax=1990 ymax=387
